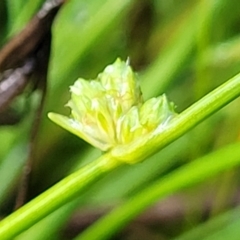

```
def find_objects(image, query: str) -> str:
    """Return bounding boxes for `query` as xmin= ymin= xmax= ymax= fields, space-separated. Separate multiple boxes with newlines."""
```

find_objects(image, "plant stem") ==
xmin=0 ymin=73 xmax=240 ymax=239
xmin=0 ymin=153 xmax=121 ymax=240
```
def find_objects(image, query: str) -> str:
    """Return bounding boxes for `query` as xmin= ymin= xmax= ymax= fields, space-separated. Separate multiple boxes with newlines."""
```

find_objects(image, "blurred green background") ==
xmin=1 ymin=0 xmax=240 ymax=239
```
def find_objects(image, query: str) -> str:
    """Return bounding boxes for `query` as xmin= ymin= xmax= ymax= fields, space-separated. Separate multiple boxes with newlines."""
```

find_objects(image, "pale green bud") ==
xmin=139 ymin=94 xmax=176 ymax=132
xmin=48 ymin=58 xmax=177 ymax=153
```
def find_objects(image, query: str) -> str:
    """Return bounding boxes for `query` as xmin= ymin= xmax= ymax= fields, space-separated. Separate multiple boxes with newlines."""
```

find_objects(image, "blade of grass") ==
xmin=174 ymin=205 xmax=240 ymax=240
xmin=7 ymin=0 xmax=43 ymax=36
xmin=76 ymin=141 xmax=240 ymax=240
xmin=50 ymin=0 xmax=134 ymax=91
xmin=141 ymin=0 xmax=227 ymax=99
xmin=0 ymin=143 xmax=27 ymax=206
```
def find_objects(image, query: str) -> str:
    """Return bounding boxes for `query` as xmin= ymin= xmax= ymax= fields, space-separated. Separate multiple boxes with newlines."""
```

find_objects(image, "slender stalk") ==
xmin=0 ymin=72 xmax=240 ymax=239
xmin=0 ymin=153 xmax=121 ymax=240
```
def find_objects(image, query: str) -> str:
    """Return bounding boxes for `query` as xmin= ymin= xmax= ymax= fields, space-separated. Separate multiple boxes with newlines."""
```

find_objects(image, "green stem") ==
xmin=0 ymin=153 xmax=121 ymax=240
xmin=0 ymin=72 xmax=240 ymax=239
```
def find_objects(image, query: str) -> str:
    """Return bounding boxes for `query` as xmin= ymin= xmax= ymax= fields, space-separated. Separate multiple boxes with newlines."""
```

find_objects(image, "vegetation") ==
xmin=1 ymin=0 xmax=240 ymax=239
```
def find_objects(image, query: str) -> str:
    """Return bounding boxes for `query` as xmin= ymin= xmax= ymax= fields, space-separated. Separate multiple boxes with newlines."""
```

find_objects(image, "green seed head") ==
xmin=48 ymin=58 xmax=177 ymax=153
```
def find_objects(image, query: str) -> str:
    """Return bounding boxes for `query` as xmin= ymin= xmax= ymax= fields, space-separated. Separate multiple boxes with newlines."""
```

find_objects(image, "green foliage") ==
xmin=1 ymin=0 xmax=240 ymax=239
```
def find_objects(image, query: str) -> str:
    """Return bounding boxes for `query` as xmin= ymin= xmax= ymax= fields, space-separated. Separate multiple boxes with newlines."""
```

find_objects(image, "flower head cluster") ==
xmin=48 ymin=59 xmax=176 ymax=151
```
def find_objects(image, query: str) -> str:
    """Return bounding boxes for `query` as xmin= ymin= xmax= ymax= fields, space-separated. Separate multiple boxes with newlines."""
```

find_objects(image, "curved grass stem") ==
xmin=0 ymin=153 xmax=121 ymax=239
xmin=0 ymin=72 xmax=240 ymax=239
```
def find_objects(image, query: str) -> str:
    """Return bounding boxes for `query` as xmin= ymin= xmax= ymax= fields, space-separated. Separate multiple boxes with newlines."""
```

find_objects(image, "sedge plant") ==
xmin=0 ymin=58 xmax=240 ymax=239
